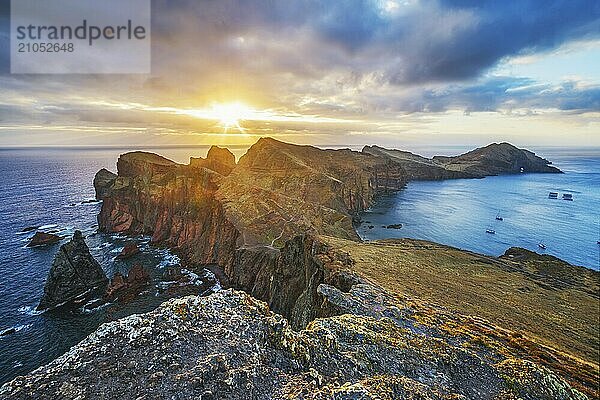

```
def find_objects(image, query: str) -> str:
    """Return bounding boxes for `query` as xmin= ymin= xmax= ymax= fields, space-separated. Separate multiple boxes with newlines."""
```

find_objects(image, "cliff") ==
xmin=364 ymin=142 xmax=561 ymax=179
xmin=7 ymin=139 xmax=593 ymax=399
xmin=95 ymin=139 xmax=560 ymax=252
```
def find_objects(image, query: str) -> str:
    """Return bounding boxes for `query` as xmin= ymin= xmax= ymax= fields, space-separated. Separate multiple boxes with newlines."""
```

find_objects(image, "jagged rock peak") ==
xmin=207 ymin=145 xmax=236 ymax=165
xmin=93 ymin=168 xmax=117 ymax=200
xmin=117 ymin=151 xmax=178 ymax=177
xmin=36 ymin=230 xmax=108 ymax=311
xmin=189 ymin=145 xmax=236 ymax=175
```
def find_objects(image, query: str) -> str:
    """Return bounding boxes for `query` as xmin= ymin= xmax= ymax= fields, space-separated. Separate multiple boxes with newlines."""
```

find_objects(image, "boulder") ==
xmin=37 ymin=231 xmax=108 ymax=311
xmin=104 ymin=264 xmax=150 ymax=302
xmin=27 ymin=232 xmax=62 ymax=247
xmin=386 ymin=223 xmax=403 ymax=229
xmin=116 ymin=242 xmax=140 ymax=259
xmin=104 ymin=273 xmax=127 ymax=301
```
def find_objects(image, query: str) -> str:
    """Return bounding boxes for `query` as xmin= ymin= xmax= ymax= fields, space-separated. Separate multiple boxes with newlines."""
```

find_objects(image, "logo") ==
xmin=11 ymin=0 xmax=151 ymax=74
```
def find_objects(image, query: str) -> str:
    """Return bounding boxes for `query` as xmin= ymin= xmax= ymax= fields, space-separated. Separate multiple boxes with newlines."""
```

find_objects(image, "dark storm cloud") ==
xmin=150 ymin=0 xmax=600 ymax=84
xmin=0 ymin=0 xmax=599 ymax=129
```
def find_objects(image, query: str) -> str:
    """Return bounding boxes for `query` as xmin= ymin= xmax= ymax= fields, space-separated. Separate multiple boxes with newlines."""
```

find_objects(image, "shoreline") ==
xmin=2 ymin=138 xmax=598 ymax=398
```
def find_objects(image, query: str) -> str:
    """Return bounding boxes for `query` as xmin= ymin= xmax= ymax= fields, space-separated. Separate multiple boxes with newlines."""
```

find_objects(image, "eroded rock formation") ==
xmin=9 ymin=139 xmax=592 ymax=399
xmin=37 ymin=231 xmax=108 ymax=311
xmin=115 ymin=242 xmax=140 ymax=259
xmin=104 ymin=263 xmax=150 ymax=302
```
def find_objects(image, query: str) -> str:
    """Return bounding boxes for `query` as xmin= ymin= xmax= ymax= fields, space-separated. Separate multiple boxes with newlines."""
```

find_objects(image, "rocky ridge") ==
xmin=5 ymin=139 xmax=594 ymax=399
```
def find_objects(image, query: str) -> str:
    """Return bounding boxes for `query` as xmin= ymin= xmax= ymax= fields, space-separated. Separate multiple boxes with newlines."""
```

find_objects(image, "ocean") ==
xmin=0 ymin=146 xmax=233 ymax=385
xmin=0 ymin=145 xmax=598 ymax=386
xmin=358 ymin=147 xmax=600 ymax=270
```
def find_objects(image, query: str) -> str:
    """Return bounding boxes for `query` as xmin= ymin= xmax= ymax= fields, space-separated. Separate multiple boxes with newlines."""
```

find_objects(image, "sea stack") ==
xmin=37 ymin=230 xmax=108 ymax=311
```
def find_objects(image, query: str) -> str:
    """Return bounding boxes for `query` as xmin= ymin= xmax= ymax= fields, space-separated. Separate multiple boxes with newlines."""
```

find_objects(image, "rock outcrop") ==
xmin=432 ymin=142 xmax=561 ymax=176
xmin=190 ymin=145 xmax=236 ymax=176
xmin=93 ymin=168 xmax=117 ymax=200
xmin=37 ymin=231 xmax=108 ymax=311
xmin=0 ymin=289 xmax=588 ymax=400
xmin=116 ymin=151 xmax=177 ymax=178
xmin=26 ymin=232 xmax=62 ymax=247
xmin=115 ymin=242 xmax=140 ymax=259
xmin=104 ymin=264 xmax=150 ymax=302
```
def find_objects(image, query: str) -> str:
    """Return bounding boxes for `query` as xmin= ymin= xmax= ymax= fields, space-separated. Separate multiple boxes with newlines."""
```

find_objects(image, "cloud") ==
xmin=0 ymin=0 xmax=599 ymax=143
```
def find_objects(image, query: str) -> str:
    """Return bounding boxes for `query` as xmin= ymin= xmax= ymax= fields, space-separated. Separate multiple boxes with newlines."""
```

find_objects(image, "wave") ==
xmin=17 ymin=305 xmax=43 ymax=316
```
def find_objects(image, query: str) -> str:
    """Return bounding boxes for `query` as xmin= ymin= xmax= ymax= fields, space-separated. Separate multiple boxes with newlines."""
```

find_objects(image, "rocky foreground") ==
xmin=0 ymin=286 xmax=590 ymax=399
xmin=3 ymin=139 xmax=597 ymax=399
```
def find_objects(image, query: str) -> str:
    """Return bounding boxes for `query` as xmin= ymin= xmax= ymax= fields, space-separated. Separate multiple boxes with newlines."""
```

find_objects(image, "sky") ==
xmin=0 ymin=0 xmax=599 ymax=148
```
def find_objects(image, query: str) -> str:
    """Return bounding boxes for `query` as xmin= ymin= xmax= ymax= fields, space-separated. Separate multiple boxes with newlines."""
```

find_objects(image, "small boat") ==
xmin=548 ymin=192 xmax=558 ymax=199
xmin=562 ymin=193 xmax=573 ymax=201
xmin=538 ymin=243 xmax=546 ymax=250
xmin=486 ymin=229 xmax=496 ymax=234
xmin=495 ymin=215 xmax=503 ymax=221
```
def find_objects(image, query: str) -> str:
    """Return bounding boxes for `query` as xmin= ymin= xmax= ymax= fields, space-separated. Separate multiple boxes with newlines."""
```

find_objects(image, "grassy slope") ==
xmin=322 ymin=236 xmax=599 ymax=369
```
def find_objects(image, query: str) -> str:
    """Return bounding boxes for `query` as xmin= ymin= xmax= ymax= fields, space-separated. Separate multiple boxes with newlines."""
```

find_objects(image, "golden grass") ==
xmin=321 ymin=236 xmax=599 ymax=368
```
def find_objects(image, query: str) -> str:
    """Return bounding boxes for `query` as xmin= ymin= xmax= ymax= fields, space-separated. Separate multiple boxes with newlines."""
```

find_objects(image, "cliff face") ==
xmin=79 ymin=139 xmax=598 ymax=397
xmin=97 ymin=161 xmax=240 ymax=268
xmin=95 ymin=139 xmax=561 ymax=252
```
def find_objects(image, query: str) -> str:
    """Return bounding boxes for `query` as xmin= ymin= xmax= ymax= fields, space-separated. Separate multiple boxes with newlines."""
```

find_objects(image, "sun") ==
xmin=209 ymin=102 xmax=252 ymax=133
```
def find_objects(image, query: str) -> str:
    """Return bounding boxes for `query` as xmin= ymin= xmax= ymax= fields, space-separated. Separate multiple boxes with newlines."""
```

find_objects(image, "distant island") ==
xmin=3 ymin=139 xmax=597 ymax=400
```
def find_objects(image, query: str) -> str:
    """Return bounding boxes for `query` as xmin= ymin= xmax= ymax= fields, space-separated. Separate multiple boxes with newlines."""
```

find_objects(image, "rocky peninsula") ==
xmin=3 ymin=139 xmax=597 ymax=400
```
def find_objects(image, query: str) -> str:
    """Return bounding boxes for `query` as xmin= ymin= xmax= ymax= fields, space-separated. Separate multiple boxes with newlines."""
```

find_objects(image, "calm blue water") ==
xmin=359 ymin=148 xmax=600 ymax=270
xmin=0 ymin=147 xmax=232 ymax=385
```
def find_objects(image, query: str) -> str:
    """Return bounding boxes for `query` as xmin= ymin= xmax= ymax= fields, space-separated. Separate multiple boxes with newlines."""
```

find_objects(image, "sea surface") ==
xmin=358 ymin=147 xmax=600 ymax=270
xmin=0 ymin=145 xmax=598 ymax=386
xmin=0 ymin=146 xmax=236 ymax=385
